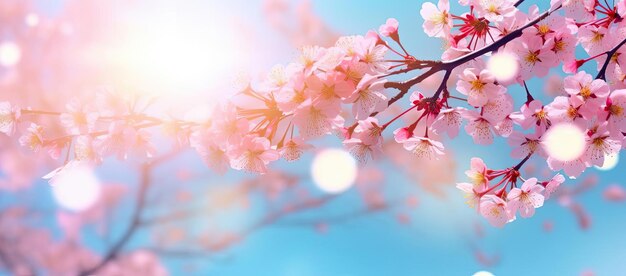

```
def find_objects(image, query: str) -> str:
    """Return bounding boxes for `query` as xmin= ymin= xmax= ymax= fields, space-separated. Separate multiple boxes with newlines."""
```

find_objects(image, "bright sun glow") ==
xmin=487 ymin=52 xmax=519 ymax=83
xmin=50 ymin=165 xmax=102 ymax=212
xmin=103 ymin=7 xmax=248 ymax=102
xmin=311 ymin=148 xmax=357 ymax=194
xmin=542 ymin=123 xmax=586 ymax=162
xmin=472 ymin=271 xmax=495 ymax=276
xmin=596 ymin=153 xmax=619 ymax=171
xmin=0 ymin=41 xmax=21 ymax=67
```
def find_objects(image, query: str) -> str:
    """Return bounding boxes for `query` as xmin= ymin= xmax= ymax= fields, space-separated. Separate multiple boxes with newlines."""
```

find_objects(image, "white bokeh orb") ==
xmin=595 ymin=153 xmax=619 ymax=171
xmin=487 ymin=52 xmax=519 ymax=83
xmin=51 ymin=165 xmax=102 ymax=212
xmin=311 ymin=148 xmax=357 ymax=194
xmin=25 ymin=13 xmax=39 ymax=27
xmin=542 ymin=123 xmax=586 ymax=162
xmin=473 ymin=271 xmax=495 ymax=276
xmin=0 ymin=41 xmax=21 ymax=67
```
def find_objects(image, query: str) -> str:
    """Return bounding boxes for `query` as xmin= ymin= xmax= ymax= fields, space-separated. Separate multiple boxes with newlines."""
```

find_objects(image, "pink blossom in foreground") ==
xmin=564 ymin=72 xmax=610 ymax=115
xmin=480 ymin=195 xmax=515 ymax=227
xmin=512 ymin=34 xmax=557 ymax=79
xmin=228 ymin=135 xmax=280 ymax=174
xmin=378 ymin=18 xmax=399 ymax=37
xmin=280 ymin=137 xmax=313 ymax=162
xmin=473 ymin=0 xmax=517 ymax=23
xmin=456 ymin=68 xmax=504 ymax=107
xmin=463 ymin=110 xmax=496 ymax=145
xmin=401 ymin=136 xmax=445 ymax=160
xmin=420 ymin=0 xmax=452 ymax=38
xmin=507 ymin=178 xmax=545 ymax=218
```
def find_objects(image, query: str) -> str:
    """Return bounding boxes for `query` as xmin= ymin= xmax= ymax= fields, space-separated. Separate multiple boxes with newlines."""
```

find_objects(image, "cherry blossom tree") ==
xmin=2 ymin=0 xmax=626 ymax=274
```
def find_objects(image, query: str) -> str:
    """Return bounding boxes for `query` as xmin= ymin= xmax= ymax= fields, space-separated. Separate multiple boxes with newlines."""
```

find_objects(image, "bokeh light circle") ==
xmin=0 ymin=41 xmax=21 ymax=67
xmin=487 ymin=52 xmax=519 ymax=83
xmin=595 ymin=153 xmax=619 ymax=171
xmin=542 ymin=123 xmax=586 ymax=162
xmin=51 ymin=165 xmax=102 ymax=212
xmin=311 ymin=148 xmax=357 ymax=194
xmin=472 ymin=271 xmax=495 ymax=276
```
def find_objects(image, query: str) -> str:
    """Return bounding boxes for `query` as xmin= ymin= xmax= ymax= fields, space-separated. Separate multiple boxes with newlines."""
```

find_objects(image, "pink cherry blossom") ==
xmin=353 ymin=117 xmax=383 ymax=145
xmin=564 ymin=72 xmax=610 ymax=114
xmin=456 ymin=68 xmax=505 ymax=107
xmin=293 ymin=99 xmax=342 ymax=139
xmin=544 ymin=174 xmax=565 ymax=199
xmin=512 ymin=34 xmax=557 ymax=79
xmin=228 ymin=135 xmax=279 ymax=174
xmin=480 ymin=195 xmax=515 ymax=227
xmin=74 ymin=135 xmax=101 ymax=164
xmin=420 ymin=0 xmax=452 ymax=38
xmin=378 ymin=18 xmax=399 ymax=37
xmin=305 ymin=71 xmax=355 ymax=106
xmin=546 ymin=155 xmax=588 ymax=178
xmin=482 ymin=91 xmax=513 ymax=123
xmin=465 ymin=157 xmax=490 ymax=190
xmin=546 ymin=31 xmax=577 ymax=63
xmin=393 ymin=126 xmax=413 ymax=142
xmin=95 ymin=123 xmax=156 ymax=160
xmin=210 ymin=103 xmax=250 ymax=146
xmin=354 ymin=36 xmax=389 ymax=73
xmin=59 ymin=98 xmax=98 ymax=135
xmin=0 ymin=101 xmax=19 ymax=135
xmin=191 ymin=132 xmax=230 ymax=174
xmin=431 ymin=107 xmax=464 ymax=138
xmin=602 ymin=89 xmax=626 ymax=134
xmin=516 ymin=100 xmax=551 ymax=131
xmin=280 ymin=137 xmax=313 ymax=162
xmin=508 ymin=131 xmax=544 ymax=159
xmin=345 ymin=74 xmax=388 ymax=120
xmin=507 ymin=177 xmax=545 ymax=218
xmin=559 ymin=0 xmax=595 ymax=22
xmin=474 ymin=0 xmax=517 ymax=23
xmin=579 ymin=25 xmax=610 ymax=56
xmin=343 ymin=138 xmax=383 ymax=164
xmin=463 ymin=110 xmax=496 ymax=145
xmin=544 ymin=96 xmax=585 ymax=126
xmin=401 ymin=136 xmax=445 ymax=160
xmin=18 ymin=123 xmax=44 ymax=152
xmin=583 ymin=123 xmax=622 ymax=167
xmin=456 ymin=182 xmax=482 ymax=208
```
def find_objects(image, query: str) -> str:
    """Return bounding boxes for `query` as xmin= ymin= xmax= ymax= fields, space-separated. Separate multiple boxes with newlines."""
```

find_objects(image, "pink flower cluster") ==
xmin=457 ymin=157 xmax=565 ymax=227
xmin=2 ymin=0 xmax=626 ymax=228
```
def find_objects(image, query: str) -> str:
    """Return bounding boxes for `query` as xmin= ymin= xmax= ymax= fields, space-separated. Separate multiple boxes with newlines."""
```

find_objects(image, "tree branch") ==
xmin=78 ymin=150 xmax=180 ymax=276
xmin=596 ymin=36 xmax=626 ymax=80
xmin=384 ymin=5 xmax=561 ymax=103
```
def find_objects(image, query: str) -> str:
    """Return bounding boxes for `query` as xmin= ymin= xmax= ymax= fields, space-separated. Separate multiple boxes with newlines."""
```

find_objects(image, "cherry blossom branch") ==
xmin=78 ymin=163 xmax=152 ymax=276
xmin=384 ymin=5 xmax=561 ymax=103
xmin=513 ymin=153 xmax=533 ymax=171
xmin=78 ymin=150 xmax=180 ymax=276
xmin=596 ymin=36 xmax=626 ymax=80
xmin=140 ymin=194 xmax=339 ymax=260
xmin=20 ymin=109 xmax=62 ymax=116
